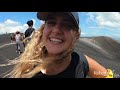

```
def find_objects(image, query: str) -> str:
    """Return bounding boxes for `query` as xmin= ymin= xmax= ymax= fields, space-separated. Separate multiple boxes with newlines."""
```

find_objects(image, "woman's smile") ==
xmin=49 ymin=37 xmax=63 ymax=43
xmin=47 ymin=37 xmax=65 ymax=51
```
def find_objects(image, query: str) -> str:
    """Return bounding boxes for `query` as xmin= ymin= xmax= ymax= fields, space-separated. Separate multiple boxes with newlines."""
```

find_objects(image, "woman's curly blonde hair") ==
xmin=1 ymin=24 xmax=80 ymax=78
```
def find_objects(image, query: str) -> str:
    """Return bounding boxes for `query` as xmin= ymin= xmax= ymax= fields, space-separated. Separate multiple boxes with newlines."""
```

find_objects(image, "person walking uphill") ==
xmin=15 ymin=31 xmax=22 ymax=54
xmin=23 ymin=20 xmax=35 ymax=47
xmin=4 ymin=12 xmax=114 ymax=78
xmin=25 ymin=20 xmax=35 ymax=38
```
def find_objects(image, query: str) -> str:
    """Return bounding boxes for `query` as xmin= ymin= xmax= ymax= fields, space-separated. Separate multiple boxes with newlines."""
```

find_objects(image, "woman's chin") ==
xmin=48 ymin=50 xmax=63 ymax=56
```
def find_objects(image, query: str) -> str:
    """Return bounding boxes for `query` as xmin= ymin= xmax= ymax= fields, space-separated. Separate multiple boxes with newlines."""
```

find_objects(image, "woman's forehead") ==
xmin=46 ymin=13 xmax=73 ymax=21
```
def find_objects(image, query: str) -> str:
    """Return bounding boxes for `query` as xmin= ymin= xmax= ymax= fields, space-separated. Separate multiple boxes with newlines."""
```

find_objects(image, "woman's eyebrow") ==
xmin=62 ymin=19 xmax=74 ymax=25
xmin=46 ymin=15 xmax=56 ymax=21
xmin=62 ymin=17 xmax=73 ymax=22
xmin=46 ymin=15 xmax=73 ymax=23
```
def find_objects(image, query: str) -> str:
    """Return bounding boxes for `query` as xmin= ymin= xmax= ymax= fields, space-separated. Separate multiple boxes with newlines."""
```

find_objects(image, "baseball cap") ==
xmin=37 ymin=12 xmax=79 ymax=29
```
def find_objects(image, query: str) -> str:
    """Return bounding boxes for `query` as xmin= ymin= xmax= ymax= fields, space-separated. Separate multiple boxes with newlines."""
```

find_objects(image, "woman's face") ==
xmin=42 ymin=13 xmax=78 ymax=56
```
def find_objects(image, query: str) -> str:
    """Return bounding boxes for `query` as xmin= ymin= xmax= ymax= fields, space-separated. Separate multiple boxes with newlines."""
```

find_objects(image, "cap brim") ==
xmin=37 ymin=12 xmax=79 ymax=29
xmin=37 ymin=12 xmax=72 ymax=20
xmin=37 ymin=12 xmax=53 ymax=20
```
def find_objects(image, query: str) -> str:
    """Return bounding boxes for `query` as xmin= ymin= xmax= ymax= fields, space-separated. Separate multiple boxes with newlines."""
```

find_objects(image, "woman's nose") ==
xmin=52 ymin=24 xmax=63 ymax=34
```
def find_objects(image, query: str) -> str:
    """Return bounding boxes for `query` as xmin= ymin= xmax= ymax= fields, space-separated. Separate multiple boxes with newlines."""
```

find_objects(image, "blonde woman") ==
xmin=4 ymin=12 xmax=113 ymax=78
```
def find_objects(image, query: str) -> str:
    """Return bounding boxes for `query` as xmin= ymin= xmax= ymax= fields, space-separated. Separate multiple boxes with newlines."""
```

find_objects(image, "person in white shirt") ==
xmin=15 ymin=31 xmax=22 ymax=54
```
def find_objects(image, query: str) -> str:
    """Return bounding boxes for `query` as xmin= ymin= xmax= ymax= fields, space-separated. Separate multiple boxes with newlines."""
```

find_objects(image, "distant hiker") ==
xmin=23 ymin=20 xmax=35 ymax=47
xmin=20 ymin=33 xmax=25 ymax=48
xmin=10 ymin=33 xmax=15 ymax=43
xmin=25 ymin=20 xmax=35 ymax=38
xmin=10 ymin=34 xmax=13 ymax=43
xmin=15 ymin=31 xmax=22 ymax=54
xmin=4 ymin=12 xmax=114 ymax=78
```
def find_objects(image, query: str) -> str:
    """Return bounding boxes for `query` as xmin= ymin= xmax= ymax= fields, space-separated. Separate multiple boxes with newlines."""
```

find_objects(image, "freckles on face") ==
xmin=42 ymin=26 xmax=77 ymax=55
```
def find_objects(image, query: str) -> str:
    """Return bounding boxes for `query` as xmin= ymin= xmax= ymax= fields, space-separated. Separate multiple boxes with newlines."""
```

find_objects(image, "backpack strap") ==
xmin=75 ymin=54 xmax=89 ymax=78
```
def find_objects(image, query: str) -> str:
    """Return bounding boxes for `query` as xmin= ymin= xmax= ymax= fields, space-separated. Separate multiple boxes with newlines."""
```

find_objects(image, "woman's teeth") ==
xmin=50 ymin=38 xmax=63 ymax=43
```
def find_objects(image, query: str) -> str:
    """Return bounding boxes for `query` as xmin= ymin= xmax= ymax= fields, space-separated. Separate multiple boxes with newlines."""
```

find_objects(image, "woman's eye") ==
xmin=47 ymin=21 xmax=56 ymax=25
xmin=63 ymin=23 xmax=73 ymax=30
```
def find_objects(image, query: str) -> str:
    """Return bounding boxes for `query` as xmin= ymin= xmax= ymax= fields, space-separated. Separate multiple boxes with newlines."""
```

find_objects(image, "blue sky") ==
xmin=0 ymin=12 xmax=120 ymax=41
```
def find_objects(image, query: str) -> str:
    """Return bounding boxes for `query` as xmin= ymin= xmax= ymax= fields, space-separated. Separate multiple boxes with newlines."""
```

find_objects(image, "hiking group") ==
xmin=11 ymin=20 xmax=35 ymax=54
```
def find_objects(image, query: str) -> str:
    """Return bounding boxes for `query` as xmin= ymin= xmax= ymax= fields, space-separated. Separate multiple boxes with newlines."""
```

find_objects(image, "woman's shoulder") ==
xmin=72 ymin=52 xmax=89 ymax=78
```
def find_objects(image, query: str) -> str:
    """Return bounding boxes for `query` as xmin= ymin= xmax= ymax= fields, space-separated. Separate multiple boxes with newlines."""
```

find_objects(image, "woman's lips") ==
xmin=49 ymin=37 xmax=63 ymax=43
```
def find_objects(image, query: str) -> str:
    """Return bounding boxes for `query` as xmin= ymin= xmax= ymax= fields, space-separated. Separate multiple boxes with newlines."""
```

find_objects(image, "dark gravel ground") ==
xmin=0 ymin=34 xmax=120 ymax=78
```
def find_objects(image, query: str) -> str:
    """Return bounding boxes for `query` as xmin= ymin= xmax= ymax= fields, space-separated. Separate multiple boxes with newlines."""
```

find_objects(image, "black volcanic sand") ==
xmin=75 ymin=36 xmax=120 ymax=78
xmin=0 ymin=43 xmax=24 ymax=78
xmin=0 ymin=34 xmax=120 ymax=78
xmin=0 ymin=34 xmax=11 ymax=46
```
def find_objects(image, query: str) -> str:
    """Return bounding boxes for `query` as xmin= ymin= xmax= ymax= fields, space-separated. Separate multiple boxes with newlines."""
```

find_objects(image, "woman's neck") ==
xmin=41 ymin=54 xmax=71 ymax=75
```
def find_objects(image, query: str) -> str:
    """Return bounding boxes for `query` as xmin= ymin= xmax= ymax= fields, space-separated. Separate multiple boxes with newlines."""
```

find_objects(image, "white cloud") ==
xmin=40 ymin=20 xmax=45 ymax=24
xmin=88 ymin=26 xmax=106 ymax=29
xmin=87 ymin=12 xmax=120 ymax=30
xmin=80 ymin=32 xmax=88 ymax=37
xmin=113 ymin=33 xmax=120 ymax=37
xmin=86 ymin=12 xmax=96 ymax=23
xmin=81 ymin=32 xmax=86 ymax=35
xmin=0 ymin=19 xmax=28 ymax=34
xmin=4 ymin=19 xmax=19 ymax=26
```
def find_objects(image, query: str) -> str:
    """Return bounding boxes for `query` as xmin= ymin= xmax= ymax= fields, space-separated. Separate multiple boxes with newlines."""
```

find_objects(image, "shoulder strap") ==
xmin=75 ymin=54 xmax=89 ymax=78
